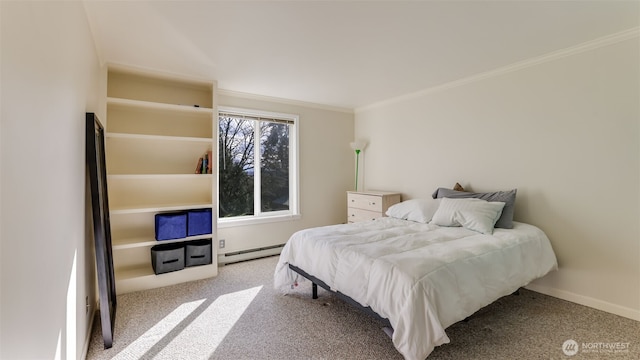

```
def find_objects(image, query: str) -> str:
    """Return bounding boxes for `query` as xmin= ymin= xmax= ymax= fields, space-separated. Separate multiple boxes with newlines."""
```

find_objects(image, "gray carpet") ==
xmin=87 ymin=256 xmax=640 ymax=359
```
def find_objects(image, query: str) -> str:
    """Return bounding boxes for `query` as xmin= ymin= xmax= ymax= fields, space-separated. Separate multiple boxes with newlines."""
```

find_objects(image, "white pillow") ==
xmin=430 ymin=198 xmax=505 ymax=234
xmin=385 ymin=198 xmax=441 ymax=223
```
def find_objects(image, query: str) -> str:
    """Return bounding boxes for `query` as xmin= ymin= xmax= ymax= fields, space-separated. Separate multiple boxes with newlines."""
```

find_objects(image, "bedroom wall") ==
xmin=354 ymin=34 xmax=639 ymax=320
xmin=1 ymin=2 xmax=101 ymax=359
xmin=217 ymin=92 xmax=355 ymax=256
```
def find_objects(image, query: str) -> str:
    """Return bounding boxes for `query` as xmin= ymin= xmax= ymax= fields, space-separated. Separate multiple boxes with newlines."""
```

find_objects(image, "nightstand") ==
xmin=347 ymin=190 xmax=401 ymax=223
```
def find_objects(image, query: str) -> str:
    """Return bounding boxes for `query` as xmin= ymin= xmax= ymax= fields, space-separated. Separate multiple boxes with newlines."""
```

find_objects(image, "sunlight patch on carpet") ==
xmin=112 ymin=286 xmax=263 ymax=359
xmin=158 ymin=285 xmax=263 ymax=358
xmin=113 ymin=298 xmax=206 ymax=359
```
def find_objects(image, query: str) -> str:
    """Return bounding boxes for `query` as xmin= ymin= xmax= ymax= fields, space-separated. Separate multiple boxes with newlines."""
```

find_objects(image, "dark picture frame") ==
xmin=86 ymin=112 xmax=117 ymax=348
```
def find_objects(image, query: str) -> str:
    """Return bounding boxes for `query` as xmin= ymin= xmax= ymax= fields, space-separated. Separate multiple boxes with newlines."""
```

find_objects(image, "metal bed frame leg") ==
xmin=288 ymin=264 xmax=393 ymax=328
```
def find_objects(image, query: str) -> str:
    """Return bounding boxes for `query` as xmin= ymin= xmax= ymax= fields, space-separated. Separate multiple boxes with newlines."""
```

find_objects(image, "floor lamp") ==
xmin=350 ymin=140 xmax=367 ymax=191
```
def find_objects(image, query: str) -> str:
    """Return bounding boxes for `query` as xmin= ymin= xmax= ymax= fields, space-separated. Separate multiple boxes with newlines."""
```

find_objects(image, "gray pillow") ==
xmin=432 ymin=188 xmax=517 ymax=229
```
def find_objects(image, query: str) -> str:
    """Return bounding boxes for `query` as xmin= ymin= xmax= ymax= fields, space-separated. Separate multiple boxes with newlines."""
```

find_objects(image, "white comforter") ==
xmin=274 ymin=218 xmax=557 ymax=360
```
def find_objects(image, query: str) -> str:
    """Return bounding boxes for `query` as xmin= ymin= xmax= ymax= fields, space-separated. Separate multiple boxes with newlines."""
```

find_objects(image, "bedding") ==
xmin=274 ymin=217 xmax=557 ymax=360
xmin=385 ymin=198 xmax=441 ymax=223
xmin=430 ymin=198 xmax=505 ymax=234
xmin=432 ymin=187 xmax=517 ymax=229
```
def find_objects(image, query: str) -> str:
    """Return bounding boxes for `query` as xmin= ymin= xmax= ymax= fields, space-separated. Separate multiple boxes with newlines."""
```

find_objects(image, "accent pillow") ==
xmin=385 ymin=198 xmax=441 ymax=223
xmin=431 ymin=188 xmax=517 ymax=229
xmin=431 ymin=198 xmax=505 ymax=234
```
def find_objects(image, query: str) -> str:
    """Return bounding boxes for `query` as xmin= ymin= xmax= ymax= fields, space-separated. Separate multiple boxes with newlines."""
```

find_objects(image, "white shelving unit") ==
xmin=105 ymin=65 xmax=218 ymax=294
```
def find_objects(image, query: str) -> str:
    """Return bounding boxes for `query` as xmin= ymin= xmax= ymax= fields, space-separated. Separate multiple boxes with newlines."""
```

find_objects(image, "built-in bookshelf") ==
xmin=105 ymin=65 xmax=218 ymax=294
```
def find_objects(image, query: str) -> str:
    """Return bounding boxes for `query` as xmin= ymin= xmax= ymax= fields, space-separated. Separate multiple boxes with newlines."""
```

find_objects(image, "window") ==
xmin=218 ymin=107 xmax=299 ymax=226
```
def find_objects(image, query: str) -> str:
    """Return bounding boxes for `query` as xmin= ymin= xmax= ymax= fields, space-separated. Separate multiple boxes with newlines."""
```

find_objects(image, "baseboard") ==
xmin=525 ymin=283 xmax=640 ymax=321
xmin=81 ymin=307 xmax=96 ymax=360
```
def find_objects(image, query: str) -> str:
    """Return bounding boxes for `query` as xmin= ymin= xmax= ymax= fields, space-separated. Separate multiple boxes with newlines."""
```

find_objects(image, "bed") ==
xmin=274 ymin=190 xmax=557 ymax=360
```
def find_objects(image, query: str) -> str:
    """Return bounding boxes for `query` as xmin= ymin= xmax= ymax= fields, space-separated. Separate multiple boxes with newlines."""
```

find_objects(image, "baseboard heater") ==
xmin=218 ymin=244 xmax=284 ymax=265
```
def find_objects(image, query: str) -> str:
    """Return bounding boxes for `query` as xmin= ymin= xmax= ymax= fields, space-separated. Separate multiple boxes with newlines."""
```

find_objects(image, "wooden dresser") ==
xmin=347 ymin=190 xmax=401 ymax=223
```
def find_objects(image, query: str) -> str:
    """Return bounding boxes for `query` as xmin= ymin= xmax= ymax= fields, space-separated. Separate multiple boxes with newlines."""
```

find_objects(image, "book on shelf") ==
xmin=202 ymin=153 xmax=208 ymax=174
xmin=195 ymin=151 xmax=213 ymax=174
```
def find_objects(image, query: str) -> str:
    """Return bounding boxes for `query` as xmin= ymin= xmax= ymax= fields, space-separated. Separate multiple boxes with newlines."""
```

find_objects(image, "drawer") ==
xmin=348 ymin=193 xmax=384 ymax=212
xmin=348 ymin=207 xmax=382 ymax=223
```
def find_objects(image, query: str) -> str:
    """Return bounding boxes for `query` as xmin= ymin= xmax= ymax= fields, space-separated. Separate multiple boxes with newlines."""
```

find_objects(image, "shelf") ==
xmin=105 ymin=135 xmax=212 ymax=175
xmin=107 ymin=69 xmax=213 ymax=108
xmin=108 ymin=174 xmax=213 ymax=180
xmin=110 ymin=211 xmax=215 ymax=250
xmin=115 ymin=263 xmax=218 ymax=295
xmin=116 ymin=262 xmax=217 ymax=281
xmin=112 ymin=234 xmax=213 ymax=250
xmin=110 ymin=202 xmax=214 ymax=215
xmin=109 ymin=175 xmax=212 ymax=210
xmin=107 ymin=100 xmax=213 ymax=138
xmin=107 ymin=97 xmax=214 ymax=113
xmin=106 ymin=132 xmax=211 ymax=143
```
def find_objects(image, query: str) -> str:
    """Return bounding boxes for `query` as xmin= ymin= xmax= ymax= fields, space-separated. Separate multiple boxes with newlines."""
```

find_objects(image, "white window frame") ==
xmin=217 ymin=106 xmax=300 ymax=228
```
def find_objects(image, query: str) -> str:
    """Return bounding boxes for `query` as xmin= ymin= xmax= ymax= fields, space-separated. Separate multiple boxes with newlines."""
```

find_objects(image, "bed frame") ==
xmin=288 ymin=263 xmax=521 ymax=332
xmin=288 ymin=263 xmax=392 ymax=328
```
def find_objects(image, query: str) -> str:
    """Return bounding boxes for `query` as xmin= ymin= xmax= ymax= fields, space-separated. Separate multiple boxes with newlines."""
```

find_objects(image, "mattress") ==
xmin=274 ymin=217 xmax=557 ymax=359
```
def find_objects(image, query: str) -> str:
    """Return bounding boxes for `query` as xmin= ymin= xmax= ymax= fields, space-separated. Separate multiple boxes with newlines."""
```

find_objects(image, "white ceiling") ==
xmin=84 ymin=1 xmax=639 ymax=110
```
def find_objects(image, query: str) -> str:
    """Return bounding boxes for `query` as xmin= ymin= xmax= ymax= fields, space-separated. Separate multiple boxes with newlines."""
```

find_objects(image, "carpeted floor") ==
xmin=87 ymin=255 xmax=639 ymax=360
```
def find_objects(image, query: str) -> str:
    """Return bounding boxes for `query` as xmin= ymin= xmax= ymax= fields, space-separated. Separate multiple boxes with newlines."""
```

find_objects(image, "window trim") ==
xmin=217 ymin=106 xmax=300 ymax=227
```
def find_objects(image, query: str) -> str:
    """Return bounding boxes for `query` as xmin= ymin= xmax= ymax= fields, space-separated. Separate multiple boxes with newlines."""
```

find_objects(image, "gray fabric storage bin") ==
xmin=151 ymin=243 xmax=185 ymax=274
xmin=185 ymin=239 xmax=212 ymax=267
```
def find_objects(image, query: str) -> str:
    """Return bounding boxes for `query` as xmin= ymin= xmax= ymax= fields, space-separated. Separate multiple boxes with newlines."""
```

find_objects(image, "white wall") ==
xmin=217 ymin=92 xmax=354 ymax=255
xmin=1 ymin=2 xmax=101 ymax=359
xmin=355 ymin=36 xmax=639 ymax=320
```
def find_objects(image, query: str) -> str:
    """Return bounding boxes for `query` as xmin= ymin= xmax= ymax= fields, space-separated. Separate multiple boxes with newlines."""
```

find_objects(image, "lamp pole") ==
xmin=354 ymin=149 xmax=361 ymax=191
xmin=350 ymin=140 xmax=367 ymax=192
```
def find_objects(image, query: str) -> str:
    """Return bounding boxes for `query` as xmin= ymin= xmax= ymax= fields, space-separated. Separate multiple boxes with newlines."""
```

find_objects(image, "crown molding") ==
xmin=356 ymin=27 xmax=640 ymax=114
xmin=218 ymin=89 xmax=354 ymax=114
